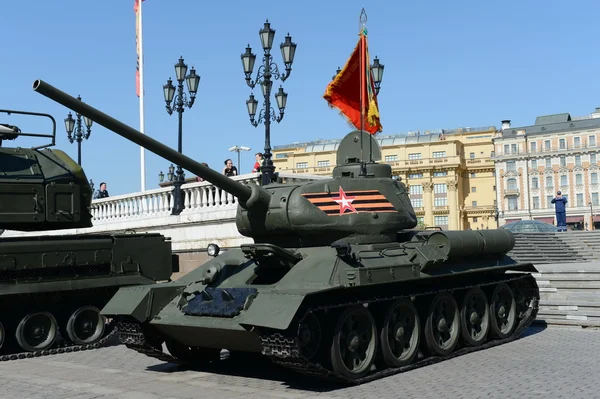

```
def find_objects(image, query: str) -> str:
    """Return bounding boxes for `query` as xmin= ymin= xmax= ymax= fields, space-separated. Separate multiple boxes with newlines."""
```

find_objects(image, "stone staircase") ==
xmin=503 ymin=231 xmax=600 ymax=327
xmin=531 ymin=263 xmax=600 ymax=328
xmin=509 ymin=231 xmax=600 ymax=264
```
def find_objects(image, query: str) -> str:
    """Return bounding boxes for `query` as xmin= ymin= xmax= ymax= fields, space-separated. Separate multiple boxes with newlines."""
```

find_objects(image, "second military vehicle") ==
xmin=0 ymin=108 xmax=177 ymax=360
xmin=33 ymin=79 xmax=539 ymax=384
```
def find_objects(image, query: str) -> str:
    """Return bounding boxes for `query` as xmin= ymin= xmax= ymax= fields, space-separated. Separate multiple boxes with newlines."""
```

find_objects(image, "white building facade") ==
xmin=493 ymin=108 xmax=600 ymax=230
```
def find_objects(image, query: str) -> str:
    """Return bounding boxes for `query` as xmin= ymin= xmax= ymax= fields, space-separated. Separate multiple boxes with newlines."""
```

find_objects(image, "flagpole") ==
xmin=138 ymin=0 xmax=146 ymax=192
xmin=359 ymin=9 xmax=367 ymax=176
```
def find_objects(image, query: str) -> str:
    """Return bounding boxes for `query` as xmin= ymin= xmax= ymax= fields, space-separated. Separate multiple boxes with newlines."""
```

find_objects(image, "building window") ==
xmin=511 ymin=144 xmax=517 ymax=154
xmin=532 ymin=177 xmax=539 ymax=189
xmin=317 ymin=160 xmax=330 ymax=167
xmin=547 ymin=195 xmax=553 ymax=208
xmin=473 ymin=217 xmax=478 ymax=222
xmin=575 ymin=155 xmax=582 ymax=167
xmin=504 ymin=144 xmax=509 ymax=154
xmin=385 ymin=155 xmax=398 ymax=162
xmin=507 ymin=178 xmax=517 ymax=191
xmin=593 ymin=192 xmax=599 ymax=206
xmin=507 ymin=161 xmax=516 ymax=172
xmin=530 ymin=142 xmax=537 ymax=152
xmin=417 ymin=216 xmax=424 ymax=225
xmin=434 ymin=216 xmax=448 ymax=226
xmin=433 ymin=171 xmax=447 ymax=177
xmin=472 ymin=201 xmax=477 ymax=207
xmin=545 ymin=140 xmax=551 ymax=150
xmin=574 ymin=137 xmax=581 ymax=148
xmin=591 ymin=153 xmax=597 ymax=164
xmin=577 ymin=193 xmax=584 ymax=207
xmin=546 ymin=158 xmax=552 ymax=169
xmin=576 ymin=174 xmax=583 ymax=185
xmin=434 ymin=183 xmax=447 ymax=194
xmin=533 ymin=196 xmax=540 ymax=209
xmin=590 ymin=135 xmax=596 ymax=147
xmin=408 ymin=173 xmax=423 ymax=179
xmin=560 ymin=175 xmax=568 ymax=186
xmin=508 ymin=197 xmax=518 ymax=211
xmin=432 ymin=151 xmax=446 ymax=158
xmin=410 ymin=198 xmax=423 ymax=208
xmin=560 ymin=156 xmax=566 ymax=167
xmin=471 ymin=187 xmax=477 ymax=193
xmin=545 ymin=176 xmax=553 ymax=188
xmin=470 ymin=152 xmax=475 ymax=159
xmin=559 ymin=138 xmax=566 ymax=149
xmin=434 ymin=197 xmax=447 ymax=206
xmin=409 ymin=185 xmax=423 ymax=195
xmin=592 ymin=172 xmax=598 ymax=185
xmin=408 ymin=153 xmax=422 ymax=160
xmin=275 ymin=153 xmax=289 ymax=159
xmin=470 ymin=172 xmax=476 ymax=178
xmin=531 ymin=159 xmax=537 ymax=169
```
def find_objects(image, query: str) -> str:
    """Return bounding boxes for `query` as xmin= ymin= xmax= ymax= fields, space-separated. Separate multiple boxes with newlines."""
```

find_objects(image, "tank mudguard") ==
xmin=237 ymin=291 xmax=306 ymax=331
xmin=101 ymin=283 xmax=186 ymax=323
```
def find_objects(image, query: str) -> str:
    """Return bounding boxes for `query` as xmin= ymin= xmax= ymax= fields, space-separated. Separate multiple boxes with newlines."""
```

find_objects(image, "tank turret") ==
xmin=0 ymin=108 xmax=93 ymax=231
xmin=32 ymin=79 xmax=416 ymax=246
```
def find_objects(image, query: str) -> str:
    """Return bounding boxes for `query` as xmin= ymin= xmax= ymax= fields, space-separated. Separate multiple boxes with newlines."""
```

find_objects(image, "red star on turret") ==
xmin=331 ymin=187 xmax=357 ymax=215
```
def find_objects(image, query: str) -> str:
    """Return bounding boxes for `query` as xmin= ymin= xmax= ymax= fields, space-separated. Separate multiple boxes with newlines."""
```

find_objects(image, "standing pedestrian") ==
xmin=551 ymin=191 xmax=568 ymax=232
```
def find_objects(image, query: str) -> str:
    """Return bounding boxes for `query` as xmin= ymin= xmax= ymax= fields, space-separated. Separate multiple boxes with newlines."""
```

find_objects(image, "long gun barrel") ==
xmin=32 ymin=79 xmax=268 ymax=207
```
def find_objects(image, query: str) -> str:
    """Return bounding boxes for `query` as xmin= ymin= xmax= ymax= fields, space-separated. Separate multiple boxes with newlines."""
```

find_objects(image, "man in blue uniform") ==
xmin=551 ymin=191 xmax=568 ymax=232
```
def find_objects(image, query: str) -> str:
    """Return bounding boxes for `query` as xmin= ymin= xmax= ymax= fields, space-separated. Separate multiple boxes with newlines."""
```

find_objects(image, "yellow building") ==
xmin=272 ymin=126 xmax=498 ymax=230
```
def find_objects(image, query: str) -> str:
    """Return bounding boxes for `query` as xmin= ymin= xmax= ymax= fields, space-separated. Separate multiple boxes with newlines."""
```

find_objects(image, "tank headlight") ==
xmin=207 ymin=243 xmax=220 ymax=257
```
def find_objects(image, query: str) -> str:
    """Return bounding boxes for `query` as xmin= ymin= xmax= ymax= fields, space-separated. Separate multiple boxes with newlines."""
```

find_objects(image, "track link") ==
xmin=114 ymin=273 xmax=539 ymax=384
xmin=0 ymin=320 xmax=118 ymax=362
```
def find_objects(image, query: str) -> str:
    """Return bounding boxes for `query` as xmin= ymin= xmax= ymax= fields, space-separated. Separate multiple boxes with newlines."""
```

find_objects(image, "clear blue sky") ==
xmin=2 ymin=0 xmax=600 ymax=195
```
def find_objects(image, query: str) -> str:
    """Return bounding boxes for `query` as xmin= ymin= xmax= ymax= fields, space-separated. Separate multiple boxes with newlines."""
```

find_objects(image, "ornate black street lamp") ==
xmin=163 ymin=56 xmax=200 ymax=215
xmin=242 ymin=20 xmax=296 ymax=186
xmin=158 ymin=164 xmax=176 ymax=184
xmin=64 ymin=95 xmax=93 ymax=165
xmin=332 ymin=56 xmax=385 ymax=95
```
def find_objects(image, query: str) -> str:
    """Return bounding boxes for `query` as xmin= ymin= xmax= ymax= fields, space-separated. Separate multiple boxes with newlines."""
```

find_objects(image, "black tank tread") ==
xmin=0 ymin=320 xmax=119 ymax=362
xmin=259 ymin=273 xmax=539 ymax=384
xmin=115 ymin=321 xmax=184 ymax=365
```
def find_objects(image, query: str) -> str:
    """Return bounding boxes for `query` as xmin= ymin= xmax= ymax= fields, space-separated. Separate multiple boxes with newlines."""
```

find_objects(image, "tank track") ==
xmin=0 ymin=320 xmax=118 ymax=362
xmin=260 ymin=273 xmax=539 ymax=384
xmin=115 ymin=273 xmax=539 ymax=384
xmin=115 ymin=322 xmax=184 ymax=365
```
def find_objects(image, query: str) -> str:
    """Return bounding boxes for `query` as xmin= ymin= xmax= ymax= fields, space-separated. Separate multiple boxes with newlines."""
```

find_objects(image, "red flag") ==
xmin=323 ymin=28 xmax=382 ymax=134
xmin=134 ymin=0 xmax=146 ymax=97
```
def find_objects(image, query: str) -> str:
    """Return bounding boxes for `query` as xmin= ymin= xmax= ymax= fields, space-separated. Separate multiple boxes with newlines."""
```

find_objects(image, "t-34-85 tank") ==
xmin=33 ymin=79 xmax=540 ymax=384
xmin=0 ymin=107 xmax=177 ymax=360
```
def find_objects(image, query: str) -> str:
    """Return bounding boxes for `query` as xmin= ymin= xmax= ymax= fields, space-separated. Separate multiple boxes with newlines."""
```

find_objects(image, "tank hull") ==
xmin=0 ymin=233 xmax=177 ymax=360
xmin=104 ymin=242 xmax=539 ymax=383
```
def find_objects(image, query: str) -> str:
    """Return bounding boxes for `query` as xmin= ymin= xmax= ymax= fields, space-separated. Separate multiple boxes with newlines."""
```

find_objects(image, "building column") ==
xmin=447 ymin=179 xmax=459 ymax=230
xmin=423 ymin=181 xmax=434 ymax=227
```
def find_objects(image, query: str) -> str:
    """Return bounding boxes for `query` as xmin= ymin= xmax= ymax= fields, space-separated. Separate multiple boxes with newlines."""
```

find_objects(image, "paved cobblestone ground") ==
xmin=0 ymin=325 xmax=598 ymax=399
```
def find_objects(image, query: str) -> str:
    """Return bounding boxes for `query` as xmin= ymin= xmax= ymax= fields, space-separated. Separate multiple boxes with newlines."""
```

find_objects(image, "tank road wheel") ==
xmin=379 ymin=299 xmax=421 ymax=367
xmin=297 ymin=312 xmax=322 ymax=359
xmin=460 ymin=287 xmax=490 ymax=347
xmin=489 ymin=283 xmax=517 ymax=339
xmin=165 ymin=339 xmax=221 ymax=366
xmin=66 ymin=306 xmax=106 ymax=345
xmin=15 ymin=312 xmax=58 ymax=352
xmin=424 ymin=292 xmax=460 ymax=356
xmin=330 ymin=305 xmax=377 ymax=380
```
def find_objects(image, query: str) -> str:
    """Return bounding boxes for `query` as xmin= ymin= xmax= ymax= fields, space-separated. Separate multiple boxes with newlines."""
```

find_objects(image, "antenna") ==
xmin=359 ymin=8 xmax=367 ymax=176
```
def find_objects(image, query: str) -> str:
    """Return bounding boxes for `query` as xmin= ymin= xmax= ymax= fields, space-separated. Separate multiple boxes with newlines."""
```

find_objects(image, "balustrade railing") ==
xmin=89 ymin=172 xmax=326 ymax=223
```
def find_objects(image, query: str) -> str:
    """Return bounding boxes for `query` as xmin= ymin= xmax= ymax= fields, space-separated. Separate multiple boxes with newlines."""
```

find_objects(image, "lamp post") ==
xmin=158 ymin=164 xmax=176 ymax=184
xmin=64 ymin=95 xmax=93 ymax=165
xmin=242 ymin=20 xmax=296 ymax=186
xmin=229 ymin=145 xmax=251 ymax=171
xmin=162 ymin=56 xmax=200 ymax=215
xmin=332 ymin=56 xmax=385 ymax=95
